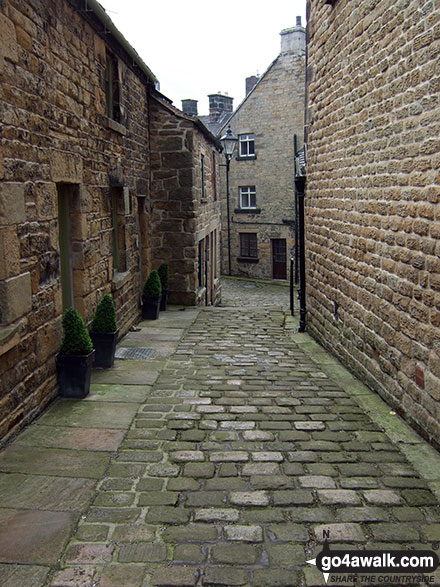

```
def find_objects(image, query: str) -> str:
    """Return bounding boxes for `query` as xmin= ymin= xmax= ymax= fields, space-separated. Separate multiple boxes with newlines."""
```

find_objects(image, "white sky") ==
xmin=98 ymin=0 xmax=307 ymax=115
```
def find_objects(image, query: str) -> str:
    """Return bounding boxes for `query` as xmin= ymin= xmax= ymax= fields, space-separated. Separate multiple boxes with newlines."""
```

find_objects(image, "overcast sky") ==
xmin=98 ymin=0 xmax=307 ymax=115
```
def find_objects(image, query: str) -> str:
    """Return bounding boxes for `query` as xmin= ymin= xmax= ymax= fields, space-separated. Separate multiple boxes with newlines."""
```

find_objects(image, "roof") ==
xmin=75 ymin=0 xmax=157 ymax=84
xmin=150 ymin=89 xmax=222 ymax=151
xmin=217 ymin=56 xmax=280 ymax=137
xmin=198 ymin=112 xmax=232 ymax=137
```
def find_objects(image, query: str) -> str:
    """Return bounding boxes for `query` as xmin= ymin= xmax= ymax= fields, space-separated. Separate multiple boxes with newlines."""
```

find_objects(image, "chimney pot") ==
xmin=296 ymin=16 xmax=302 ymax=26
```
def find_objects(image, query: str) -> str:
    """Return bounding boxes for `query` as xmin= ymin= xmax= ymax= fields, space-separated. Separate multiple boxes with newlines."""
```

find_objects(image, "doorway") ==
xmin=272 ymin=238 xmax=287 ymax=280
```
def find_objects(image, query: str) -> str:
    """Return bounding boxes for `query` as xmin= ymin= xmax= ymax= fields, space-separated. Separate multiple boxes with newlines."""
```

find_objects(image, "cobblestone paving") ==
xmin=220 ymin=277 xmax=290 ymax=308
xmin=49 ymin=304 xmax=440 ymax=587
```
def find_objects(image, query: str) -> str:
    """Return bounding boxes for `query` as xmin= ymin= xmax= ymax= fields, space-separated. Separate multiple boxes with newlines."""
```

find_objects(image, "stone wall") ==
xmin=305 ymin=0 xmax=440 ymax=446
xmin=0 ymin=0 xmax=154 ymax=444
xmin=219 ymin=30 xmax=305 ymax=280
xmin=150 ymin=94 xmax=222 ymax=306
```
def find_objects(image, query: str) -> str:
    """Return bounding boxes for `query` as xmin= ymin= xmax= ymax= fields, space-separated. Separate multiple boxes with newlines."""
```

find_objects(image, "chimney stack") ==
xmin=181 ymin=99 xmax=198 ymax=117
xmin=245 ymin=75 xmax=259 ymax=96
xmin=208 ymin=93 xmax=234 ymax=122
xmin=280 ymin=16 xmax=306 ymax=55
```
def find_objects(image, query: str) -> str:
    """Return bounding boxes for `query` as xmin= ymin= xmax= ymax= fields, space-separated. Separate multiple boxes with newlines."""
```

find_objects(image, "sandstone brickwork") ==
xmin=150 ymin=93 xmax=222 ymax=306
xmin=219 ymin=25 xmax=306 ymax=280
xmin=305 ymin=0 xmax=440 ymax=446
xmin=0 ymin=0 xmax=222 ymax=446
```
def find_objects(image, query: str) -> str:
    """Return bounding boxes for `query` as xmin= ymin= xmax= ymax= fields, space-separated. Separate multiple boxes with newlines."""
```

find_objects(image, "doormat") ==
xmin=115 ymin=347 xmax=155 ymax=360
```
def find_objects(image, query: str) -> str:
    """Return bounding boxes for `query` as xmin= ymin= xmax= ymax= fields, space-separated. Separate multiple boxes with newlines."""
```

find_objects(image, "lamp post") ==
xmin=220 ymin=125 xmax=238 ymax=276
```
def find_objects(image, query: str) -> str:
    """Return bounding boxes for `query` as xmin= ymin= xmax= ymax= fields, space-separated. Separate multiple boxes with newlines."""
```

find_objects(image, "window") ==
xmin=105 ymin=50 xmax=121 ymax=122
xmin=212 ymin=151 xmax=217 ymax=201
xmin=240 ymin=186 xmax=256 ymax=209
xmin=201 ymin=155 xmax=206 ymax=200
xmin=198 ymin=239 xmax=204 ymax=288
xmin=111 ymin=187 xmax=127 ymax=272
xmin=240 ymin=233 xmax=258 ymax=258
xmin=239 ymin=134 xmax=255 ymax=158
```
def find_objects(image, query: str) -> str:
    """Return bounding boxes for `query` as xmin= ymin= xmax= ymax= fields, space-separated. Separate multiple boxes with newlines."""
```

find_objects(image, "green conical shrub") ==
xmin=143 ymin=270 xmax=162 ymax=296
xmin=158 ymin=263 xmax=169 ymax=290
xmin=90 ymin=294 xmax=117 ymax=333
xmin=59 ymin=308 xmax=93 ymax=355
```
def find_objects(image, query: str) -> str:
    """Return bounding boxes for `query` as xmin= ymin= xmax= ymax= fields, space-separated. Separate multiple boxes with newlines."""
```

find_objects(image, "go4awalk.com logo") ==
xmin=307 ymin=531 xmax=439 ymax=585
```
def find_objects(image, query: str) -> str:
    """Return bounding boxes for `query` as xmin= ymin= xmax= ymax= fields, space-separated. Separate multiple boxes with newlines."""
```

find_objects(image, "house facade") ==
xmin=0 ymin=0 xmax=221 ymax=445
xmin=150 ymin=91 xmax=222 ymax=307
xmin=218 ymin=20 xmax=306 ymax=280
xmin=305 ymin=0 xmax=440 ymax=446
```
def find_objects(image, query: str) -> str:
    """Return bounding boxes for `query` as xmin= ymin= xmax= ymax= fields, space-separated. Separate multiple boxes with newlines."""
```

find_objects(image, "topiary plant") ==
xmin=90 ymin=294 xmax=117 ymax=333
xmin=59 ymin=308 xmax=93 ymax=355
xmin=157 ymin=263 xmax=169 ymax=290
xmin=143 ymin=270 xmax=162 ymax=297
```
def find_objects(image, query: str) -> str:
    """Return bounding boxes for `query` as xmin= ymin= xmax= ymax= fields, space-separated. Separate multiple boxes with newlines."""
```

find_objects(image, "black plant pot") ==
xmin=90 ymin=329 xmax=119 ymax=368
xmin=56 ymin=350 xmax=95 ymax=399
xmin=160 ymin=289 xmax=168 ymax=311
xmin=142 ymin=294 xmax=161 ymax=320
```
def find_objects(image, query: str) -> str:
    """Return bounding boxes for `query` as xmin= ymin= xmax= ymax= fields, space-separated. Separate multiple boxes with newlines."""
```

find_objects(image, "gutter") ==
xmin=78 ymin=0 xmax=158 ymax=84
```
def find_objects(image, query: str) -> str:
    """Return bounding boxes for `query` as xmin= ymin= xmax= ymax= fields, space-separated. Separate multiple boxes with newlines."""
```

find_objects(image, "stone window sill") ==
xmin=234 ymin=208 xmax=261 ymax=214
xmin=236 ymin=155 xmax=257 ymax=161
xmin=105 ymin=117 xmax=127 ymax=136
xmin=237 ymin=257 xmax=259 ymax=264
xmin=112 ymin=270 xmax=131 ymax=290
xmin=0 ymin=323 xmax=20 ymax=357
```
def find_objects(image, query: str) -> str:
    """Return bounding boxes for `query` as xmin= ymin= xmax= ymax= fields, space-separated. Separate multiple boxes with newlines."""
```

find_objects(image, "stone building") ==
xmin=305 ymin=0 xmax=440 ymax=446
xmin=217 ymin=20 xmax=306 ymax=280
xmin=150 ymin=90 xmax=222 ymax=306
xmin=0 ymin=0 xmax=221 ymax=444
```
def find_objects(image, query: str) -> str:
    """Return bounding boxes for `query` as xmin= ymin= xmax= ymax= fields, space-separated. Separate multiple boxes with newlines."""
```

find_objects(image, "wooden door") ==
xmin=272 ymin=239 xmax=287 ymax=280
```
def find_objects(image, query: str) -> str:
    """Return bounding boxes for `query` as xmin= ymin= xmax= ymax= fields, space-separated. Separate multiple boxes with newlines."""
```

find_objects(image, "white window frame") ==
xmin=239 ymin=134 xmax=255 ymax=157
xmin=239 ymin=186 xmax=256 ymax=209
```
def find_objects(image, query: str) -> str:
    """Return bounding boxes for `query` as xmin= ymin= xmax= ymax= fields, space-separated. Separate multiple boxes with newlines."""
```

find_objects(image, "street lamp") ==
xmin=220 ymin=125 xmax=238 ymax=276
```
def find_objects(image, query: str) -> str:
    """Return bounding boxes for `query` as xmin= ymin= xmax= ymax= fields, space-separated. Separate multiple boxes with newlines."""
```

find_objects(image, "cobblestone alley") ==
xmin=0 ymin=279 xmax=440 ymax=587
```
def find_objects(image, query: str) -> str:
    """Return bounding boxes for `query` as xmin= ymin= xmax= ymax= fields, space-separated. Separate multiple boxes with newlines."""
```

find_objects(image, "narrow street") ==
xmin=0 ymin=278 xmax=439 ymax=587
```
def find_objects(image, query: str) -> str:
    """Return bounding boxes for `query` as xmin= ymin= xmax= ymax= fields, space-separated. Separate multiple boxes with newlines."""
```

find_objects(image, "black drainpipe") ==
xmin=294 ymin=137 xmax=306 ymax=332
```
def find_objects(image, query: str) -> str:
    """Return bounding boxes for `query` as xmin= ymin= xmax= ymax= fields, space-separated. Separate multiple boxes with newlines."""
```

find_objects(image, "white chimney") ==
xmin=280 ymin=16 xmax=305 ymax=55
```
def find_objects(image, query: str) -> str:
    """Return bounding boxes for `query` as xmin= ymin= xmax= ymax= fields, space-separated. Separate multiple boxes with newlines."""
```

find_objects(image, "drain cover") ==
xmin=115 ymin=347 xmax=155 ymax=360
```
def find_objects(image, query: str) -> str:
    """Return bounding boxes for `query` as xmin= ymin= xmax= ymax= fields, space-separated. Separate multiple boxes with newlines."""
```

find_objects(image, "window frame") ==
xmin=239 ymin=233 xmax=258 ymax=259
xmin=239 ymin=186 xmax=257 ymax=210
xmin=105 ymin=50 xmax=121 ymax=123
xmin=238 ymin=133 xmax=255 ymax=159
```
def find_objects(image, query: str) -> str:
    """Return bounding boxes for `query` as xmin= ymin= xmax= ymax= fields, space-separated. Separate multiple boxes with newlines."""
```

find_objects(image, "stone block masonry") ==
xmin=305 ymin=0 xmax=440 ymax=446
xmin=219 ymin=28 xmax=305 ymax=281
xmin=150 ymin=93 xmax=222 ymax=307
xmin=0 ymin=0 xmax=154 ymax=444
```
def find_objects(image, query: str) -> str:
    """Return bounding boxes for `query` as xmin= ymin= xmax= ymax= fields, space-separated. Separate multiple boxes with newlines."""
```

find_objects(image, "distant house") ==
xmin=216 ymin=20 xmax=306 ymax=280
xmin=305 ymin=0 xmax=440 ymax=447
xmin=0 ymin=0 xmax=221 ymax=445
xmin=150 ymin=91 xmax=222 ymax=306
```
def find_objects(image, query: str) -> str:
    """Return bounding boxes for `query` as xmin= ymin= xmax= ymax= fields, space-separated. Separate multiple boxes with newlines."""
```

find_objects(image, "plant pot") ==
xmin=142 ymin=294 xmax=161 ymax=320
xmin=56 ymin=350 xmax=95 ymax=399
xmin=160 ymin=289 xmax=168 ymax=311
xmin=90 ymin=329 xmax=119 ymax=368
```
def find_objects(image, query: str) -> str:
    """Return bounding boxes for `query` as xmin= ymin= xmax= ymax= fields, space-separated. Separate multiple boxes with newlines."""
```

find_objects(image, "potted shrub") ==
xmin=56 ymin=308 xmax=95 ymax=398
xmin=158 ymin=263 xmax=169 ymax=311
xmin=90 ymin=294 xmax=119 ymax=368
xmin=142 ymin=270 xmax=162 ymax=320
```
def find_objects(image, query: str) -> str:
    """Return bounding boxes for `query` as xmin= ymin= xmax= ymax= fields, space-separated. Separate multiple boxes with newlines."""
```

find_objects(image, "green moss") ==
xmin=143 ymin=270 xmax=162 ymax=296
xmin=158 ymin=263 xmax=169 ymax=290
xmin=90 ymin=294 xmax=117 ymax=333
xmin=59 ymin=308 xmax=93 ymax=355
